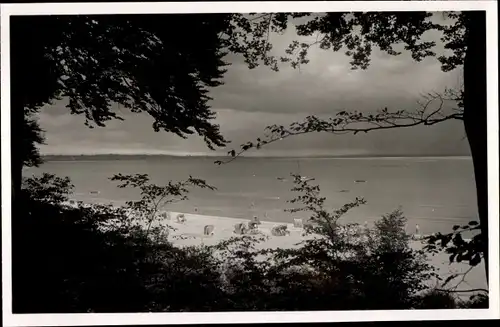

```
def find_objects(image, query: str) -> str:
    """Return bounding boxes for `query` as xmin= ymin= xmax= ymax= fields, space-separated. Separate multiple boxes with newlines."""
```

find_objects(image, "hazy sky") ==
xmin=37 ymin=13 xmax=470 ymax=157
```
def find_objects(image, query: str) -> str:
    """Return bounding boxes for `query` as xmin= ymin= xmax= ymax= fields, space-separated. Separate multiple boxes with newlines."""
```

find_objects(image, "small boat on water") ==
xmin=89 ymin=190 xmax=100 ymax=195
xmin=297 ymin=161 xmax=314 ymax=182
xmin=354 ymin=180 xmax=366 ymax=183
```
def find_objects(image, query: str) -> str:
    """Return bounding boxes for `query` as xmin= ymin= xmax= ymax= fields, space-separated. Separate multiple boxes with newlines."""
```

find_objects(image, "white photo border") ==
xmin=1 ymin=1 xmax=498 ymax=326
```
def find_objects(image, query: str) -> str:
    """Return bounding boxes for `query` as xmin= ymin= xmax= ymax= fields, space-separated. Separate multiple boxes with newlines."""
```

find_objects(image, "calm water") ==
xmin=24 ymin=156 xmax=478 ymax=235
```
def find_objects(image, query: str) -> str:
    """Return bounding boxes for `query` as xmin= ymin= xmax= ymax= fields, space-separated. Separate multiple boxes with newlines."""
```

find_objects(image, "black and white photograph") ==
xmin=1 ymin=1 xmax=499 ymax=325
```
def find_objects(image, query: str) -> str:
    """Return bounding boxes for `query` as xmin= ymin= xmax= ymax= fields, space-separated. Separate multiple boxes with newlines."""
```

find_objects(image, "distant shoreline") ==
xmin=41 ymin=154 xmax=472 ymax=162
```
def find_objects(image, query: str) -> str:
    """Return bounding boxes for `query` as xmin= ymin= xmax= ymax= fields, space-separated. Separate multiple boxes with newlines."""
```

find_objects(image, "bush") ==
xmin=414 ymin=289 xmax=459 ymax=309
xmin=414 ymin=290 xmax=489 ymax=309
xmin=13 ymin=173 xmax=226 ymax=313
xmin=354 ymin=210 xmax=439 ymax=309
xmin=459 ymin=293 xmax=489 ymax=309
xmin=215 ymin=175 xmax=440 ymax=310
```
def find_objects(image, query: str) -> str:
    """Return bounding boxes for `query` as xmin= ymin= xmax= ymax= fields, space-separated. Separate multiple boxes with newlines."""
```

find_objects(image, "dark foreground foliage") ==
xmin=12 ymin=174 xmax=488 ymax=313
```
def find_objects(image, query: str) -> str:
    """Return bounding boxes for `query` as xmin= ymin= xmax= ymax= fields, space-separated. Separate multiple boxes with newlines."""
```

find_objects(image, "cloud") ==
xmin=36 ymin=13 xmax=467 ymax=157
xmin=211 ymin=21 xmax=462 ymax=115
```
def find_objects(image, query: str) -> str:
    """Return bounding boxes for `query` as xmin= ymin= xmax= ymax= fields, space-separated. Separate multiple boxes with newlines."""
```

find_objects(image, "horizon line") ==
xmin=41 ymin=153 xmax=472 ymax=159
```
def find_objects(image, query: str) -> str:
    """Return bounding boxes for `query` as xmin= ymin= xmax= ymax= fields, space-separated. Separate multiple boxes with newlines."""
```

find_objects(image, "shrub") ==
xmin=459 ymin=293 xmax=489 ymax=309
xmin=414 ymin=289 xmax=458 ymax=309
xmin=13 ymin=173 xmax=225 ymax=313
xmin=14 ymin=172 xmax=459 ymax=312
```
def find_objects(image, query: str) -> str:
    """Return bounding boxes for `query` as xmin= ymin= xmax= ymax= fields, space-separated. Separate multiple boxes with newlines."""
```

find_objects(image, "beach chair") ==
xmin=234 ymin=222 xmax=248 ymax=235
xmin=160 ymin=211 xmax=171 ymax=220
xmin=271 ymin=224 xmax=290 ymax=236
xmin=176 ymin=213 xmax=186 ymax=223
xmin=251 ymin=215 xmax=262 ymax=225
xmin=248 ymin=221 xmax=258 ymax=230
xmin=293 ymin=218 xmax=303 ymax=228
xmin=303 ymin=222 xmax=319 ymax=233
xmin=204 ymin=225 xmax=215 ymax=236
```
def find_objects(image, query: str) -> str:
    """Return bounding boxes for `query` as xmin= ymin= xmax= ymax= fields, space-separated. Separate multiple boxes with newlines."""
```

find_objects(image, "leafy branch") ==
xmin=285 ymin=173 xmax=366 ymax=242
xmin=226 ymin=12 xmax=465 ymax=73
xmin=215 ymin=90 xmax=463 ymax=165
xmin=434 ymin=287 xmax=489 ymax=294
xmin=22 ymin=173 xmax=74 ymax=204
xmin=109 ymin=173 xmax=216 ymax=235
xmin=422 ymin=219 xmax=486 ymax=295
xmin=264 ymin=174 xmax=367 ymax=270
xmin=424 ymin=221 xmax=484 ymax=266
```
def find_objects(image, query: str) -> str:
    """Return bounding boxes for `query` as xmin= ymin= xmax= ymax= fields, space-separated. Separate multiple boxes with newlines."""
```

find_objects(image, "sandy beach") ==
xmin=64 ymin=201 xmax=488 ymax=299
xmin=163 ymin=211 xmax=487 ymax=295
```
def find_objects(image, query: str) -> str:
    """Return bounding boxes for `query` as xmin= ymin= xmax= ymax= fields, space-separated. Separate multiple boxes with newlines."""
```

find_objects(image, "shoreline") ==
xmin=63 ymin=199 xmax=473 ymax=242
xmin=62 ymin=200 xmax=487 ymax=297
xmin=41 ymin=154 xmax=472 ymax=160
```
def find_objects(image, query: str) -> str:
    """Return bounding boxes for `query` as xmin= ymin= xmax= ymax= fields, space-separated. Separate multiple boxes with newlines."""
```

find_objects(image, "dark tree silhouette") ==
xmin=9 ymin=12 xmax=489 ymax=312
xmin=219 ymin=11 xmax=488 ymax=282
xmin=10 ymin=14 xmax=233 ymax=313
xmin=10 ymin=14 xmax=235 ymax=194
xmin=19 ymin=172 xmax=482 ymax=312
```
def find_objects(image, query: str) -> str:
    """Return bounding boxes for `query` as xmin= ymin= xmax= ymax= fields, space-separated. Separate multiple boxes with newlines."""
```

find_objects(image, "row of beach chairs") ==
xmin=66 ymin=201 xmax=425 ymax=239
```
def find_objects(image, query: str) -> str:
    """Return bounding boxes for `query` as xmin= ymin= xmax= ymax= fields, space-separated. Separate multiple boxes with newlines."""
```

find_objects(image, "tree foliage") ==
xmin=12 ymin=10 xmax=489 ymax=313
xmin=21 ymin=173 xmax=73 ymax=203
xmin=15 ymin=172 xmax=489 ymax=313
xmin=21 ymin=111 xmax=46 ymax=167
xmin=227 ymin=12 xmax=466 ymax=71
xmin=14 ymin=173 xmax=223 ymax=312
xmin=109 ymin=173 xmax=215 ymax=234
xmin=218 ymin=11 xmax=467 ymax=160
xmin=12 ymin=14 xmax=235 ymax=167
xmin=218 ymin=11 xmax=487 ymax=282
xmin=12 ymin=12 xmax=472 ymax=167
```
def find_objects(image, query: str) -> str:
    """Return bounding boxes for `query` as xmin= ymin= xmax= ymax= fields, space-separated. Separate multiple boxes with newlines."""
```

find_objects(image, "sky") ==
xmin=37 ymin=13 xmax=470 ymax=157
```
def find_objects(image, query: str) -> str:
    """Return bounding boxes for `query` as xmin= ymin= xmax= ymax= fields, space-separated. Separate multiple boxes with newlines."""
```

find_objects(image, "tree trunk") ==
xmin=10 ymin=103 xmax=24 ymax=313
xmin=10 ymin=19 xmax=29 ymax=312
xmin=463 ymin=11 xmax=488 ymax=283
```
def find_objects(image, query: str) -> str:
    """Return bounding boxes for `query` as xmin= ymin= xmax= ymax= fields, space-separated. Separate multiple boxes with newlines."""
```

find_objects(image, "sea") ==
xmin=24 ymin=156 xmax=478 ymax=236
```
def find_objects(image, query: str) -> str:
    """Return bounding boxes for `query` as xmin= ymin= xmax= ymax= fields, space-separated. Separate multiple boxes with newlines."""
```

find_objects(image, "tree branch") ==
xmin=216 ymin=97 xmax=463 ymax=165
xmin=434 ymin=288 xmax=488 ymax=294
